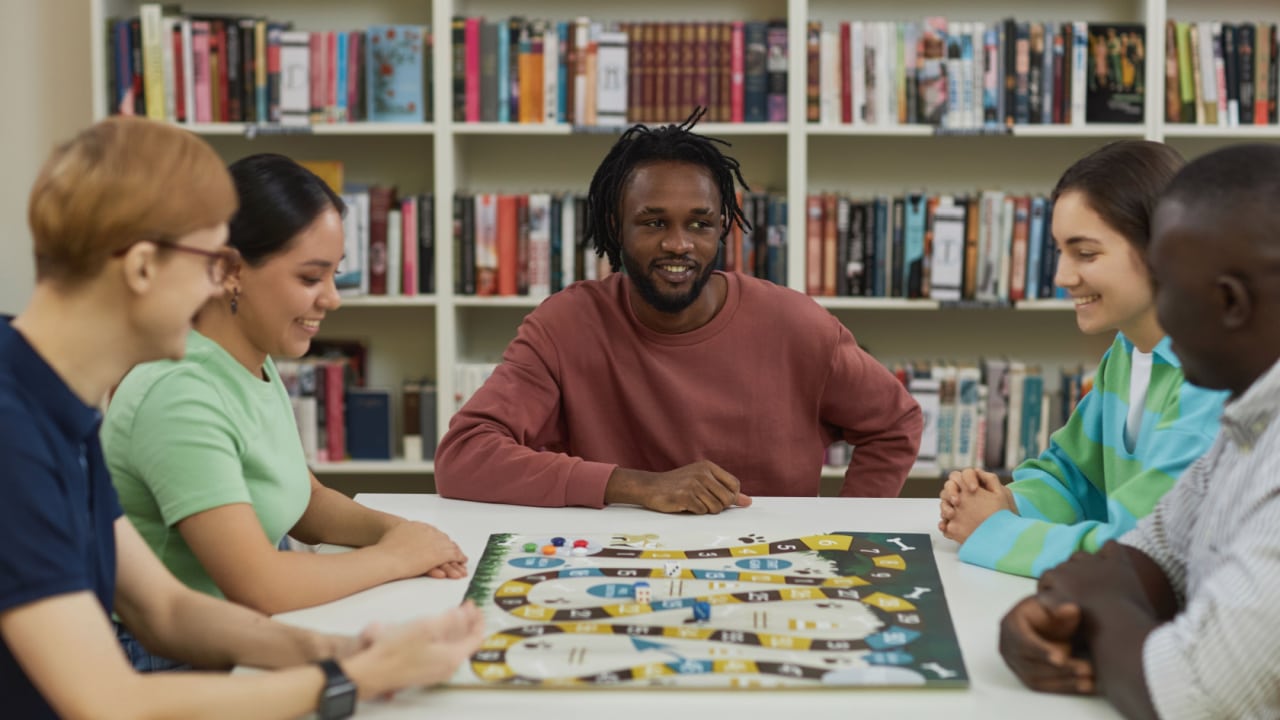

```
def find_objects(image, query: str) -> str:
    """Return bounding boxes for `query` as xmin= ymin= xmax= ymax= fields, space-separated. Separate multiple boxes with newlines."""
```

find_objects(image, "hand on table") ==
xmin=377 ymin=521 xmax=469 ymax=580
xmin=938 ymin=467 xmax=1017 ymax=543
xmin=606 ymin=460 xmax=753 ymax=515
xmin=345 ymin=601 xmax=487 ymax=699
xmin=999 ymin=595 xmax=1096 ymax=695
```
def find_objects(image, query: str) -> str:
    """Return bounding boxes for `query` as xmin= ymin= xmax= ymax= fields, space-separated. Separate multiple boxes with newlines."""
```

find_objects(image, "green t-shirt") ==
xmin=102 ymin=330 xmax=310 ymax=600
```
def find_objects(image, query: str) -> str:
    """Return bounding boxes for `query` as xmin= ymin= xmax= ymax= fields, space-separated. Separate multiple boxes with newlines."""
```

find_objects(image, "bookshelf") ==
xmin=89 ymin=0 xmax=1278 ymax=495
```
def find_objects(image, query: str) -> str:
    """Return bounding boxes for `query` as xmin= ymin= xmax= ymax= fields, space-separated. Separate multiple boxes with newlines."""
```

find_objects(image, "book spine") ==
xmin=139 ymin=4 xmax=166 ymax=119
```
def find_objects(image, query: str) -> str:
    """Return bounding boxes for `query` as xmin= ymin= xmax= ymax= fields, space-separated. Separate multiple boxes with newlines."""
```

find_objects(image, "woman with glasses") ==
xmin=102 ymin=153 xmax=468 ymax=671
xmin=0 ymin=117 xmax=484 ymax=720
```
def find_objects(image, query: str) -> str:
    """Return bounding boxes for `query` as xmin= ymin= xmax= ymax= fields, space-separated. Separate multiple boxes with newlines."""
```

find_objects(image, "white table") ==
xmin=276 ymin=495 xmax=1118 ymax=719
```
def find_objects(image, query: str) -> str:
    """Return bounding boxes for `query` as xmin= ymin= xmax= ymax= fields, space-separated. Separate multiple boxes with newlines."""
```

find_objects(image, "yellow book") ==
xmin=300 ymin=161 xmax=345 ymax=194
xmin=139 ymin=3 xmax=167 ymax=120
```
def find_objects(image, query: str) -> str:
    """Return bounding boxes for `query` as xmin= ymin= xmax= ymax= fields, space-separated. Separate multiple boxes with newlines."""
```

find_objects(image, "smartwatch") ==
xmin=316 ymin=658 xmax=358 ymax=720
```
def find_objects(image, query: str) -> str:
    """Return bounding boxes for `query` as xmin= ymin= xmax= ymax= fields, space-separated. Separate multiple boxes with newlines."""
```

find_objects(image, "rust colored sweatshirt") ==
xmin=436 ymin=271 xmax=922 ymax=507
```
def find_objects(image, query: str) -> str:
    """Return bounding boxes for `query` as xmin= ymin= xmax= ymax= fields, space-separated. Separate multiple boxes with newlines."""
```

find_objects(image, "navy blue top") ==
xmin=0 ymin=316 xmax=123 ymax=719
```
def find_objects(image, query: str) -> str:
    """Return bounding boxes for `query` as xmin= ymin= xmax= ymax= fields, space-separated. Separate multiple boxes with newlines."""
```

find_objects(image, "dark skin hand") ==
xmin=604 ymin=460 xmax=753 ymax=514
xmin=1001 ymin=541 xmax=1178 ymax=720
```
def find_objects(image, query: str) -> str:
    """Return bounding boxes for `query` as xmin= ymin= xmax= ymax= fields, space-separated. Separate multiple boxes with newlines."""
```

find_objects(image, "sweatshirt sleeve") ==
xmin=434 ymin=312 xmax=617 ymax=508
xmin=959 ymin=349 xmax=1224 ymax=578
xmin=822 ymin=322 xmax=923 ymax=498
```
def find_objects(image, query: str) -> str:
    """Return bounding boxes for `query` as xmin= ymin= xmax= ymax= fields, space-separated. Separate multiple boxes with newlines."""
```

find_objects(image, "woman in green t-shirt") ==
xmin=104 ymin=154 xmax=468 ymax=671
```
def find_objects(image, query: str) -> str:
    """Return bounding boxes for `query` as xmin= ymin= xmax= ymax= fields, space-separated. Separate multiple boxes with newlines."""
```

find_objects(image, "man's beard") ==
xmin=622 ymin=252 xmax=717 ymax=315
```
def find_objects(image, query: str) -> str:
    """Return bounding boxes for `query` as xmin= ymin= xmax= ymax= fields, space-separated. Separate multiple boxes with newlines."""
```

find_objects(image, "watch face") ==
xmin=319 ymin=677 xmax=358 ymax=720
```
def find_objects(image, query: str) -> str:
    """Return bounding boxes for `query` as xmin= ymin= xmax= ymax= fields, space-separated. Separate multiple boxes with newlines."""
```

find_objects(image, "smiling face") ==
xmin=618 ymin=161 xmax=724 ymax=331
xmin=1052 ymin=190 xmax=1160 ymax=345
xmin=233 ymin=207 xmax=344 ymax=359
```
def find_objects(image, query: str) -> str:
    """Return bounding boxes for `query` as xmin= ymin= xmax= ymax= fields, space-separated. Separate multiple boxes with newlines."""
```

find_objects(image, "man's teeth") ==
xmin=1074 ymin=294 xmax=1100 ymax=305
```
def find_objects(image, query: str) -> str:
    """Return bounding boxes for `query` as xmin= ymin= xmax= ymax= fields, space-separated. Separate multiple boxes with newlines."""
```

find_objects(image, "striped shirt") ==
xmin=1121 ymin=355 xmax=1280 ymax=720
xmin=960 ymin=334 xmax=1226 ymax=577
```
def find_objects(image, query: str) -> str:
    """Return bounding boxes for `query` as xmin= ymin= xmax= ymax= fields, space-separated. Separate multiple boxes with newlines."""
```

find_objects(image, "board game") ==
xmin=456 ymin=531 xmax=967 ymax=689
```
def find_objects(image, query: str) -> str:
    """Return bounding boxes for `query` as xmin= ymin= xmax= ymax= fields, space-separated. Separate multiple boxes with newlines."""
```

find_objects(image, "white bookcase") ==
xmin=89 ymin=0 xmax=1280 ymax=490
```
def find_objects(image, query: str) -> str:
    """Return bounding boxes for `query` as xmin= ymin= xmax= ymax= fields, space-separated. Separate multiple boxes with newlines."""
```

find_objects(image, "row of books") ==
xmin=451 ymin=191 xmax=790 ymax=297
xmin=1165 ymin=20 xmax=1280 ymax=126
xmin=805 ymin=191 xmax=1066 ymax=302
xmin=110 ymin=5 xmax=431 ymax=124
xmin=277 ymin=345 xmax=440 ymax=463
xmin=330 ymin=183 xmax=1065 ymax=303
xmin=452 ymin=17 xmax=788 ymax=125
xmin=806 ymin=19 xmax=1145 ymax=128
xmin=828 ymin=359 xmax=1093 ymax=474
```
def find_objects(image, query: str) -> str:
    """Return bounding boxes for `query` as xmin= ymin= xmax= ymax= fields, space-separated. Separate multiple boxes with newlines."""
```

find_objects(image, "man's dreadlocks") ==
xmin=584 ymin=107 xmax=752 ymax=272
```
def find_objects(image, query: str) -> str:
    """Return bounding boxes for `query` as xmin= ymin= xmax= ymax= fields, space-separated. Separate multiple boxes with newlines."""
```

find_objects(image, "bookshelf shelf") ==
xmin=453 ymin=296 xmax=545 ymax=308
xmin=1015 ymin=299 xmax=1077 ymax=311
xmin=1009 ymin=124 xmax=1148 ymax=138
xmin=338 ymin=295 xmax=438 ymax=308
xmin=452 ymin=122 xmax=789 ymax=136
xmin=182 ymin=122 xmax=436 ymax=137
xmin=311 ymin=460 xmax=435 ymax=475
xmin=815 ymin=297 xmax=941 ymax=310
xmin=1161 ymin=125 xmax=1280 ymax=139
xmin=89 ymin=0 xmax=1278 ymax=491
xmin=806 ymin=125 xmax=933 ymax=137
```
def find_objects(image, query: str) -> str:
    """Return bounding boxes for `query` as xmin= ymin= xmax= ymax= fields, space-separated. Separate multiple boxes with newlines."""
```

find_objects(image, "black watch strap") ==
xmin=316 ymin=658 xmax=358 ymax=720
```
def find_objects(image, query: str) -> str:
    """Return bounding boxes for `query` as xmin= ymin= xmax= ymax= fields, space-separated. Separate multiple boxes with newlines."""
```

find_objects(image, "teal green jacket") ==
xmin=958 ymin=334 xmax=1226 ymax=577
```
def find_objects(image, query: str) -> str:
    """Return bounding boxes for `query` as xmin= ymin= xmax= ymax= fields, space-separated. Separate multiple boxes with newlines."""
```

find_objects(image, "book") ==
xmin=345 ymin=388 xmax=392 ymax=460
xmin=367 ymin=25 xmax=427 ymax=122
xmin=1086 ymin=24 xmax=1145 ymax=123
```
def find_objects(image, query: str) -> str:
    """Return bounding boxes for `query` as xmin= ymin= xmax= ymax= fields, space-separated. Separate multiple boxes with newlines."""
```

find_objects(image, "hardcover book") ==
xmin=367 ymin=24 xmax=426 ymax=122
xmin=1085 ymin=24 xmax=1145 ymax=123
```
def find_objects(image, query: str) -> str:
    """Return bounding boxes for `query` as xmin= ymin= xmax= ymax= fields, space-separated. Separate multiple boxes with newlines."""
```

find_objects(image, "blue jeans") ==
xmin=113 ymin=621 xmax=190 ymax=673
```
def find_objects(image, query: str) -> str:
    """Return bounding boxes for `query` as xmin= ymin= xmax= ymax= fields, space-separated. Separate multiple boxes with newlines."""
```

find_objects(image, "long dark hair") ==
xmin=226 ymin=153 xmax=345 ymax=265
xmin=1051 ymin=140 xmax=1184 ymax=255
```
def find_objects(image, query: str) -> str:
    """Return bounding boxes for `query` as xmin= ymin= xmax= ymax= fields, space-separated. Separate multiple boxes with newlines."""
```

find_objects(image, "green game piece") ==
xmin=523 ymin=542 xmax=537 ymax=553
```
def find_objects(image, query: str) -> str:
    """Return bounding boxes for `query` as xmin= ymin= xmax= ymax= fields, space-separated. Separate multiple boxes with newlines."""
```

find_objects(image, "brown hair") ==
xmin=27 ymin=116 xmax=237 ymax=286
xmin=1051 ymin=140 xmax=1184 ymax=255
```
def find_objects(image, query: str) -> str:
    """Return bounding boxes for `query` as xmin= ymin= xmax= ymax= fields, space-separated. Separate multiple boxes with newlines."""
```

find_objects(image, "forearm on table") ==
xmin=219 ymin=544 xmax=417 ymax=616
xmin=140 ymin=586 xmax=350 ymax=669
xmin=289 ymin=476 xmax=399 ymax=547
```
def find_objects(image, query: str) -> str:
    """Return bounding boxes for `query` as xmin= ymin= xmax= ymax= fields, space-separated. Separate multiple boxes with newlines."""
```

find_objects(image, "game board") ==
xmin=455 ymin=531 xmax=967 ymax=689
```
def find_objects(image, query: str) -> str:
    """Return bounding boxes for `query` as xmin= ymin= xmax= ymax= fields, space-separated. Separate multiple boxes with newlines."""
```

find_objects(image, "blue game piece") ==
xmin=693 ymin=601 xmax=711 ymax=621
xmin=551 ymin=537 xmax=566 ymax=547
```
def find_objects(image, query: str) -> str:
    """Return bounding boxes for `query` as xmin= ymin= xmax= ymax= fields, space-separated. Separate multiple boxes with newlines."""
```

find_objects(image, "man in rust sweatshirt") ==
xmin=436 ymin=110 xmax=922 ymax=514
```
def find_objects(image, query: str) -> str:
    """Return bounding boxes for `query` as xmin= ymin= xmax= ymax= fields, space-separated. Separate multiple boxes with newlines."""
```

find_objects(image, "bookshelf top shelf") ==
xmin=184 ymin=122 xmax=436 ymax=137
xmin=451 ymin=122 xmax=790 ymax=136
xmin=1162 ymin=125 xmax=1280 ymax=139
xmin=339 ymin=295 xmax=438 ymax=308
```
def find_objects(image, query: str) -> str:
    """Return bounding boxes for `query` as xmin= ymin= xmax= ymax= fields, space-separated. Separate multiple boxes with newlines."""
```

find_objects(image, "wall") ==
xmin=0 ymin=0 xmax=93 ymax=313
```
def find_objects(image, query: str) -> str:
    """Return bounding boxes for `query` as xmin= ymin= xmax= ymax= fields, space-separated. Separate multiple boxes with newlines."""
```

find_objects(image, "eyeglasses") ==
xmin=113 ymin=238 xmax=241 ymax=285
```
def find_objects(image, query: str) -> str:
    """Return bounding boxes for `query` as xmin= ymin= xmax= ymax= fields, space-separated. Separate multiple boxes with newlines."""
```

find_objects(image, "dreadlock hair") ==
xmin=585 ymin=106 xmax=752 ymax=272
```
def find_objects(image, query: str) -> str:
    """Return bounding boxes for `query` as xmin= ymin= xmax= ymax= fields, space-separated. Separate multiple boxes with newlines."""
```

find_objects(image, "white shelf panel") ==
xmin=338 ymin=295 xmax=438 ymax=308
xmin=452 ymin=122 xmax=789 ymax=136
xmin=815 ymin=297 xmax=941 ymax=310
xmin=312 ymin=460 xmax=435 ymax=475
xmin=182 ymin=122 xmax=435 ymax=137
xmin=1011 ymin=124 xmax=1147 ymax=138
xmin=454 ymin=296 xmax=545 ymax=308
xmin=805 ymin=124 xmax=1147 ymax=138
xmin=807 ymin=125 xmax=934 ymax=137
xmin=1015 ymin=299 xmax=1077 ymax=311
xmin=1162 ymin=125 xmax=1280 ymax=139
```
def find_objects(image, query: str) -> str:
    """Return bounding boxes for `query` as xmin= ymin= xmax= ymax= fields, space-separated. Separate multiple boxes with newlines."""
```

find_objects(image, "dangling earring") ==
xmin=230 ymin=288 xmax=240 ymax=315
